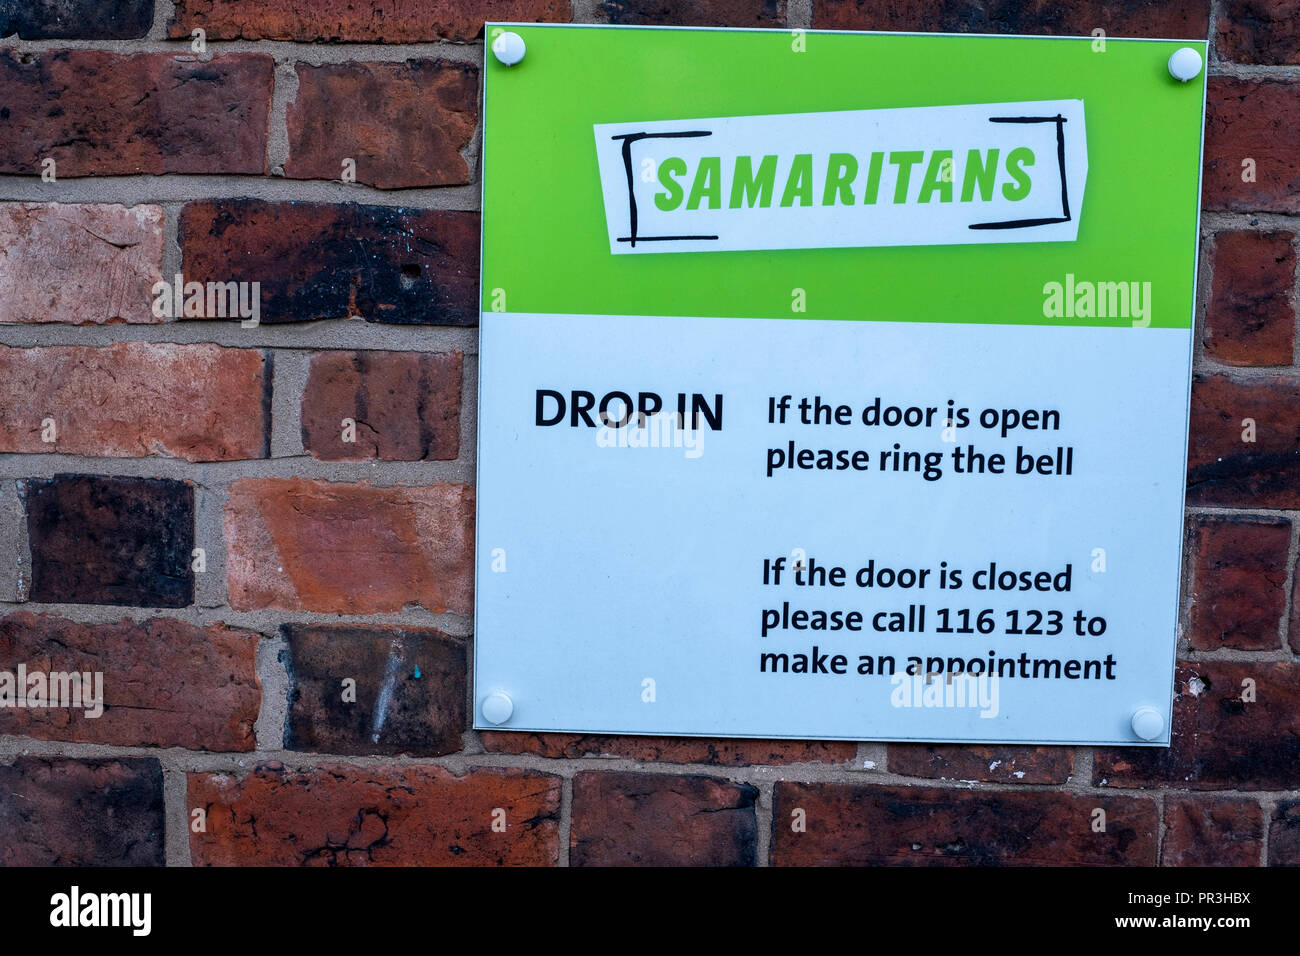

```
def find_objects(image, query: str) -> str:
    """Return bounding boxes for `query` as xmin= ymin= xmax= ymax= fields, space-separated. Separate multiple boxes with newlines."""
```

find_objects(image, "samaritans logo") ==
xmin=594 ymin=100 xmax=1087 ymax=254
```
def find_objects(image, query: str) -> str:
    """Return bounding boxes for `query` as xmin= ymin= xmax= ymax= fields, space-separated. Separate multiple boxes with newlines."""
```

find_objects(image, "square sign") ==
xmin=475 ymin=24 xmax=1206 ymax=746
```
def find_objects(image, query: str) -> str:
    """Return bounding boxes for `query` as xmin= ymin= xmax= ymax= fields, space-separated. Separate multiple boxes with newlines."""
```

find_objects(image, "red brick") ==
xmin=301 ymin=350 xmax=462 ymax=461
xmin=224 ymin=478 xmax=474 ymax=615
xmin=170 ymin=0 xmax=571 ymax=42
xmin=1204 ymin=231 xmax=1296 ymax=366
xmin=1186 ymin=374 xmax=1300 ymax=508
xmin=26 ymin=475 xmax=194 ymax=608
xmin=888 ymin=744 xmax=1073 ymax=784
xmin=814 ymin=0 xmax=1208 ymax=37
xmin=189 ymin=764 xmax=560 ymax=865
xmin=0 ymin=203 xmax=164 ymax=324
xmin=0 ymin=344 xmax=269 ymax=461
xmin=0 ymin=757 xmax=164 ymax=866
xmin=1269 ymin=799 xmax=1300 ymax=864
xmin=0 ymin=51 xmax=272 ymax=177
xmin=600 ymin=0 xmax=784 ymax=26
xmin=480 ymin=732 xmax=855 ymax=765
xmin=179 ymin=200 xmax=478 ymax=325
xmin=570 ymin=772 xmax=757 ymax=866
xmin=772 ymin=782 xmax=1157 ymax=865
xmin=0 ymin=612 xmax=260 ymax=751
xmin=286 ymin=60 xmax=477 ymax=189
xmin=1218 ymin=0 xmax=1300 ymax=64
xmin=2 ymin=0 xmax=153 ymax=39
xmin=1204 ymin=78 xmax=1300 ymax=214
xmin=1094 ymin=661 xmax=1300 ymax=790
xmin=1186 ymin=515 xmax=1289 ymax=650
xmin=283 ymin=623 xmax=466 ymax=756
xmin=1162 ymin=795 xmax=1263 ymax=865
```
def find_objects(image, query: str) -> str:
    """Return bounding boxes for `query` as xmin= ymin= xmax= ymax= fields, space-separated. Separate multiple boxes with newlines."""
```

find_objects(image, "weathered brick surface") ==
xmin=225 ymin=478 xmax=473 ymax=614
xmin=0 ymin=203 xmax=164 ymax=324
xmin=1 ymin=0 xmax=154 ymax=39
xmin=300 ymin=350 xmax=462 ymax=461
xmin=179 ymin=201 xmax=479 ymax=325
xmin=814 ymin=0 xmax=1208 ymax=37
xmin=286 ymin=60 xmax=477 ymax=189
xmin=1094 ymin=662 xmax=1300 ymax=791
xmin=0 ymin=756 xmax=164 ymax=866
xmin=1269 ymin=799 xmax=1300 ymax=865
xmin=1290 ymin=563 xmax=1300 ymax=654
xmin=570 ymin=772 xmax=758 ymax=866
xmin=190 ymin=764 xmax=560 ymax=865
xmin=1204 ymin=231 xmax=1296 ymax=366
xmin=0 ymin=51 xmax=273 ymax=176
xmin=888 ymin=744 xmax=1073 ymax=784
xmin=1186 ymin=374 xmax=1300 ymax=509
xmin=170 ymin=0 xmax=571 ymax=42
xmin=0 ymin=344 xmax=270 ymax=461
xmin=0 ymin=612 xmax=259 ymax=751
xmin=771 ymin=782 xmax=1157 ymax=865
xmin=601 ymin=0 xmax=784 ymax=26
xmin=283 ymin=623 xmax=466 ymax=756
xmin=26 ymin=475 xmax=194 ymax=608
xmin=481 ymin=732 xmax=856 ymax=766
xmin=1162 ymin=795 xmax=1263 ymax=866
xmin=1204 ymin=78 xmax=1300 ymax=214
xmin=1186 ymin=515 xmax=1289 ymax=650
xmin=1218 ymin=0 xmax=1300 ymax=64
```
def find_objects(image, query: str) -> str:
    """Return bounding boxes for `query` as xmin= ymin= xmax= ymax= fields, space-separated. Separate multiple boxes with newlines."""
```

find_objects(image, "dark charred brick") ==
xmin=283 ymin=623 xmax=467 ymax=756
xmin=1290 ymin=558 xmax=1300 ymax=653
xmin=1269 ymin=799 xmax=1300 ymax=865
xmin=570 ymin=772 xmax=758 ymax=866
xmin=179 ymin=200 xmax=478 ymax=325
xmin=301 ymin=350 xmax=462 ymax=461
xmin=0 ymin=0 xmax=154 ymax=39
xmin=286 ymin=60 xmax=478 ymax=189
xmin=1162 ymin=795 xmax=1264 ymax=865
xmin=1186 ymin=374 xmax=1300 ymax=509
xmin=0 ymin=756 xmax=164 ymax=865
xmin=1094 ymin=661 xmax=1300 ymax=790
xmin=771 ymin=782 xmax=1157 ymax=865
xmin=600 ymin=0 xmax=784 ymax=26
xmin=1204 ymin=231 xmax=1297 ymax=366
xmin=888 ymin=744 xmax=1073 ymax=784
xmin=0 ymin=50 xmax=272 ymax=176
xmin=25 ymin=474 xmax=194 ymax=608
xmin=814 ymin=0 xmax=1208 ymax=38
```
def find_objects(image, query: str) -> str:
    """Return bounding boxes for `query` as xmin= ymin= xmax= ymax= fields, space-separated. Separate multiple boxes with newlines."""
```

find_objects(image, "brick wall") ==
xmin=0 ymin=0 xmax=1296 ymax=867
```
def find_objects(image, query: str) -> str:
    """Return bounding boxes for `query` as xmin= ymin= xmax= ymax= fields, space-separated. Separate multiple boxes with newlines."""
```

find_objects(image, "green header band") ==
xmin=482 ymin=26 xmax=1206 ymax=330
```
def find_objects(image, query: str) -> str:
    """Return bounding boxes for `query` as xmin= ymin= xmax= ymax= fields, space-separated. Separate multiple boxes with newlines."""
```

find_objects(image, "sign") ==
xmin=593 ymin=99 xmax=1088 ymax=252
xmin=475 ymin=25 xmax=1206 ymax=745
